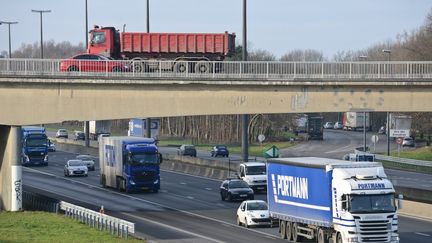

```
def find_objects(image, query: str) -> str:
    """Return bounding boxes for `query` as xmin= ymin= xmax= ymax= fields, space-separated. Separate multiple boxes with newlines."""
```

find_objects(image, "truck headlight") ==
xmin=24 ymin=155 xmax=30 ymax=162
xmin=129 ymin=179 xmax=136 ymax=185
xmin=391 ymin=236 xmax=399 ymax=242
xmin=44 ymin=155 xmax=48 ymax=162
xmin=153 ymin=179 xmax=159 ymax=184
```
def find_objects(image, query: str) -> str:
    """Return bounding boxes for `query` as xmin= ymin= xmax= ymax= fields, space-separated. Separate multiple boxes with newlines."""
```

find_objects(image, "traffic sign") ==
xmin=263 ymin=145 xmax=279 ymax=158
xmin=371 ymin=135 xmax=379 ymax=144
xmin=396 ymin=137 xmax=404 ymax=145
xmin=390 ymin=129 xmax=409 ymax=138
xmin=258 ymin=134 xmax=266 ymax=143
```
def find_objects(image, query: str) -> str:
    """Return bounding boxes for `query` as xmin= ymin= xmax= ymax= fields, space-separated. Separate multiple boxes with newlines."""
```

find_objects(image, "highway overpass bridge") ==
xmin=1 ymin=58 xmax=432 ymax=210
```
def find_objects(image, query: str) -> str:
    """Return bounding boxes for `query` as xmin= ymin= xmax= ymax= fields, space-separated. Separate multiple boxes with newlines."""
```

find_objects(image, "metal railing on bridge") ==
xmin=1 ymin=58 xmax=432 ymax=81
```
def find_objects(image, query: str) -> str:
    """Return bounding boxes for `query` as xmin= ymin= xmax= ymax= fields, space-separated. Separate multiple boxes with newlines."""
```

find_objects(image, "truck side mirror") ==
xmin=158 ymin=153 xmax=163 ymax=164
xmin=397 ymin=194 xmax=403 ymax=209
xmin=241 ymin=172 xmax=245 ymax=177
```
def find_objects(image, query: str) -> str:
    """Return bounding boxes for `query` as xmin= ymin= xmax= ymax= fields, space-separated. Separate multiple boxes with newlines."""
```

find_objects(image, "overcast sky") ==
xmin=1 ymin=0 xmax=431 ymax=58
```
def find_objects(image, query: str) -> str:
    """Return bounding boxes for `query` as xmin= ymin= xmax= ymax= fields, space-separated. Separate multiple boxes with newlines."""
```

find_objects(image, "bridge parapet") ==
xmin=1 ymin=59 xmax=432 ymax=81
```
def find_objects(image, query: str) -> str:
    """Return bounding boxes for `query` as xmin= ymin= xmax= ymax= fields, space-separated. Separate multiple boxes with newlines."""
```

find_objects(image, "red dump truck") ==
xmin=88 ymin=25 xmax=236 ymax=73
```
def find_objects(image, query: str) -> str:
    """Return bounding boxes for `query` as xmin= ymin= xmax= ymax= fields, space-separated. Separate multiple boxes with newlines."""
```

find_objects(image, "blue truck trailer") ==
xmin=21 ymin=126 xmax=48 ymax=166
xmin=99 ymin=136 xmax=162 ymax=193
xmin=267 ymin=157 xmax=402 ymax=243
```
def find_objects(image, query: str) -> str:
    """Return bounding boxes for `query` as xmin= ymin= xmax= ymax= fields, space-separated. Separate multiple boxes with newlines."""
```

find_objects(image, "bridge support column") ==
xmin=0 ymin=125 xmax=22 ymax=211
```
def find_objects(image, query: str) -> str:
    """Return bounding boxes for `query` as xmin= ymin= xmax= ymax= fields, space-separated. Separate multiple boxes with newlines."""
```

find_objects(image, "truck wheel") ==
xmin=174 ymin=61 xmax=187 ymax=73
xmin=195 ymin=61 xmax=210 ymax=73
xmin=336 ymin=232 xmax=343 ymax=243
xmin=286 ymin=221 xmax=292 ymax=241
xmin=116 ymin=178 xmax=122 ymax=192
xmin=318 ymin=228 xmax=328 ymax=243
xmin=101 ymin=175 xmax=106 ymax=188
xmin=280 ymin=221 xmax=287 ymax=239
xmin=292 ymin=223 xmax=303 ymax=242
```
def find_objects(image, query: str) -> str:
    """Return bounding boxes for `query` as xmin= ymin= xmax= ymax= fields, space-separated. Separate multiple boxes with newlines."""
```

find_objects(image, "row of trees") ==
xmin=3 ymin=9 xmax=432 ymax=143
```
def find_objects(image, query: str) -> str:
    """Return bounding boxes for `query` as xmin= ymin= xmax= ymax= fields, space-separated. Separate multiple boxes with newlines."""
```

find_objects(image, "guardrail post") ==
xmin=321 ymin=62 xmax=324 ymax=78
xmin=126 ymin=226 xmax=129 ymax=239
xmin=239 ymin=62 xmax=242 ymax=78
xmin=349 ymin=62 xmax=352 ymax=79
xmin=266 ymin=62 xmax=269 ymax=79
xmin=121 ymin=225 xmax=124 ymax=238
xmin=378 ymin=63 xmax=380 ymax=78
xmin=407 ymin=63 xmax=410 ymax=78
xmin=213 ymin=61 xmax=215 ymax=78
xmin=117 ymin=223 xmax=120 ymax=236
xmin=159 ymin=61 xmax=162 ymax=78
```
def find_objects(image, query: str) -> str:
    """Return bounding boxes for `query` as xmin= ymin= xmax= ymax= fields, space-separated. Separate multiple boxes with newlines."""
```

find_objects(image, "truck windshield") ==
xmin=91 ymin=32 xmax=105 ymax=44
xmin=246 ymin=166 xmax=266 ymax=175
xmin=130 ymin=153 xmax=158 ymax=165
xmin=26 ymin=138 xmax=47 ymax=147
xmin=349 ymin=194 xmax=396 ymax=213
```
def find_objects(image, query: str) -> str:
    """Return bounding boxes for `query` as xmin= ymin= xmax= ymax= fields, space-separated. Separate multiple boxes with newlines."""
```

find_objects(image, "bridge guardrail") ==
xmin=1 ymin=58 xmax=432 ymax=81
xmin=376 ymin=154 xmax=432 ymax=167
xmin=60 ymin=201 xmax=134 ymax=238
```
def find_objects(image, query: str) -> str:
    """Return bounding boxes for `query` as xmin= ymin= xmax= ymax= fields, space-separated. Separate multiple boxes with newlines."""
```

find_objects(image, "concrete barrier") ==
xmin=52 ymin=140 xmax=432 ymax=220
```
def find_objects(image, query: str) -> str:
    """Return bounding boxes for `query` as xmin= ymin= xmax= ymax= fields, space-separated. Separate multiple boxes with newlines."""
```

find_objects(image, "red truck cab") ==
xmin=88 ymin=26 xmax=121 ymax=59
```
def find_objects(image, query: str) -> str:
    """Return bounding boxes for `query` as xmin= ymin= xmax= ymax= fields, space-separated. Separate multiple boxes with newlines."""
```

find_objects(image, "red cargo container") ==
xmin=121 ymin=32 xmax=234 ymax=56
xmin=88 ymin=26 xmax=235 ymax=73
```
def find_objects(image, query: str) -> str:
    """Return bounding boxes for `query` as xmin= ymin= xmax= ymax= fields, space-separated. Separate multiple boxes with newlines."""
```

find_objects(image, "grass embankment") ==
xmin=0 ymin=211 xmax=142 ymax=243
xmin=380 ymin=147 xmax=432 ymax=174
xmin=158 ymin=137 xmax=297 ymax=157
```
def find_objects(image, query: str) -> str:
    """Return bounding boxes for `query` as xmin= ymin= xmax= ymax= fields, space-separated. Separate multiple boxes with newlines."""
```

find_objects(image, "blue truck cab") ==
xmin=100 ymin=137 xmax=162 ymax=193
xmin=21 ymin=126 xmax=49 ymax=166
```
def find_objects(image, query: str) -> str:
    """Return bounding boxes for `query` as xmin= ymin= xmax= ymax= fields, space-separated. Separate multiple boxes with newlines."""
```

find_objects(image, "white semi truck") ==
xmin=267 ymin=157 xmax=402 ymax=243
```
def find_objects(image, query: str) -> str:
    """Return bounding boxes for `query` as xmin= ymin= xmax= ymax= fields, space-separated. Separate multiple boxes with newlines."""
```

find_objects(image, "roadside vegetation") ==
xmin=390 ymin=147 xmax=432 ymax=161
xmin=0 ymin=211 xmax=142 ymax=243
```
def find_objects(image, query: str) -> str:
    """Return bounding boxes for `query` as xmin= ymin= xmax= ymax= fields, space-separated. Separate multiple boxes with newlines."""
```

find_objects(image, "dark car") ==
xmin=60 ymin=53 xmax=129 ymax=72
xmin=178 ymin=144 xmax=197 ymax=157
xmin=74 ymin=131 xmax=85 ymax=140
xmin=211 ymin=145 xmax=229 ymax=157
xmin=220 ymin=179 xmax=254 ymax=201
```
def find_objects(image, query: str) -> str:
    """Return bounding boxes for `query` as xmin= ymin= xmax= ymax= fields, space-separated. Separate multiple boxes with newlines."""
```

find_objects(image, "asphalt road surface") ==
xmin=22 ymin=149 xmax=432 ymax=243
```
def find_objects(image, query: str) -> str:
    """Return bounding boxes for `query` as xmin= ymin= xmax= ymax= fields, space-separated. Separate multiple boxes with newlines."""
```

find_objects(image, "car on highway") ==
xmin=74 ymin=131 xmax=85 ymax=140
xmin=402 ymin=137 xmax=415 ymax=147
xmin=48 ymin=140 xmax=56 ymax=152
xmin=211 ymin=145 xmax=229 ymax=157
xmin=333 ymin=122 xmax=343 ymax=129
xmin=76 ymin=155 xmax=95 ymax=171
xmin=220 ymin=178 xmax=254 ymax=201
xmin=177 ymin=144 xmax=197 ymax=157
xmin=56 ymin=129 xmax=68 ymax=138
xmin=64 ymin=159 xmax=88 ymax=177
xmin=236 ymin=200 xmax=272 ymax=228
xmin=60 ymin=53 xmax=129 ymax=72
xmin=323 ymin=122 xmax=334 ymax=129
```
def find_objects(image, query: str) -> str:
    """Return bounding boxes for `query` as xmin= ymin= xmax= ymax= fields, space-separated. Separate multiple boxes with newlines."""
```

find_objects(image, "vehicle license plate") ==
xmin=240 ymin=194 xmax=247 ymax=197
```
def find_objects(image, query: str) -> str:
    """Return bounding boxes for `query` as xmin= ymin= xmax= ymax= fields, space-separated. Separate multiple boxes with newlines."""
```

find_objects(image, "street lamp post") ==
xmin=146 ymin=0 xmax=150 ymax=33
xmin=382 ymin=49 xmax=392 ymax=156
xmin=84 ymin=1 xmax=90 ymax=147
xmin=31 ymin=9 xmax=51 ymax=59
xmin=241 ymin=0 xmax=249 ymax=162
xmin=0 ymin=21 xmax=18 ymax=58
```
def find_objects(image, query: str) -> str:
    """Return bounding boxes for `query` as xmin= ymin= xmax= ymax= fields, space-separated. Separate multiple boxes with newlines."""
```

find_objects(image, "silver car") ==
xmin=333 ymin=122 xmax=343 ymax=129
xmin=402 ymin=137 xmax=415 ymax=147
xmin=56 ymin=129 xmax=68 ymax=138
xmin=76 ymin=155 xmax=95 ymax=171
xmin=64 ymin=160 xmax=88 ymax=177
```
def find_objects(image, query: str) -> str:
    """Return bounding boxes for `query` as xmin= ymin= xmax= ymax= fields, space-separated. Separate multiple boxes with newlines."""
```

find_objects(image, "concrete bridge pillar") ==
xmin=0 ymin=125 xmax=22 ymax=211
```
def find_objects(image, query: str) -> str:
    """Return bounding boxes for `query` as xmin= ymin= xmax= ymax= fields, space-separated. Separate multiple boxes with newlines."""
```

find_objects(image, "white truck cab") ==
xmin=238 ymin=162 xmax=267 ymax=191
xmin=332 ymin=165 xmax=401 ymax=243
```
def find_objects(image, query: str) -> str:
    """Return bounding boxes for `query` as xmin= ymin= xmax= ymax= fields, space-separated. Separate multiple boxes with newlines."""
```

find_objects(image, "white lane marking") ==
xmin=414 ymin=232 xmax=431 ymax=237
xmin=186 ymin=196 xmax=195 ymax=200
xmin=180 ymin=182 xmax=187 ymax=185
xmin=205 ymin=188 xmax=212 ymax=191
xmin=24 ymin=167 xmax=279 ymax=240
xmin=123 ymin=212 xmax=223 ymax=243
xmin=324 ymin=144 xmax=355 ymax=154
xmin=161 ymin=169 xmax=222 ymax=182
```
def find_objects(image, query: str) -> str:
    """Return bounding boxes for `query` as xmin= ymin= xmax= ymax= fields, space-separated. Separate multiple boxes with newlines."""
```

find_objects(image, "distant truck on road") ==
xmin=99 ymin=136 xmax=162 ymax=193
xmin=389 ymin=114 xmax=413 ymax=137
xmin=86 ymin=120 xmax=111 ymax=140
xmin=343 ymin=112 xmax=370 ymax=131
xmin=267 ymin=157 xmax=401 ymax=243
xmin=21 ymin=126 xmax=48 ymax=166
xmin=293 ymin=114 xmax=323 ymax=140
xmin=88 ymin=25 xmax=236 ymax=73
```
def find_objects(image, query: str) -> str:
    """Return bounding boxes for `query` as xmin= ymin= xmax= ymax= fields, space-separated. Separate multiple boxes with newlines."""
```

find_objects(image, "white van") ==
xmin=238 ymin=162 xmax=267 ymax=191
